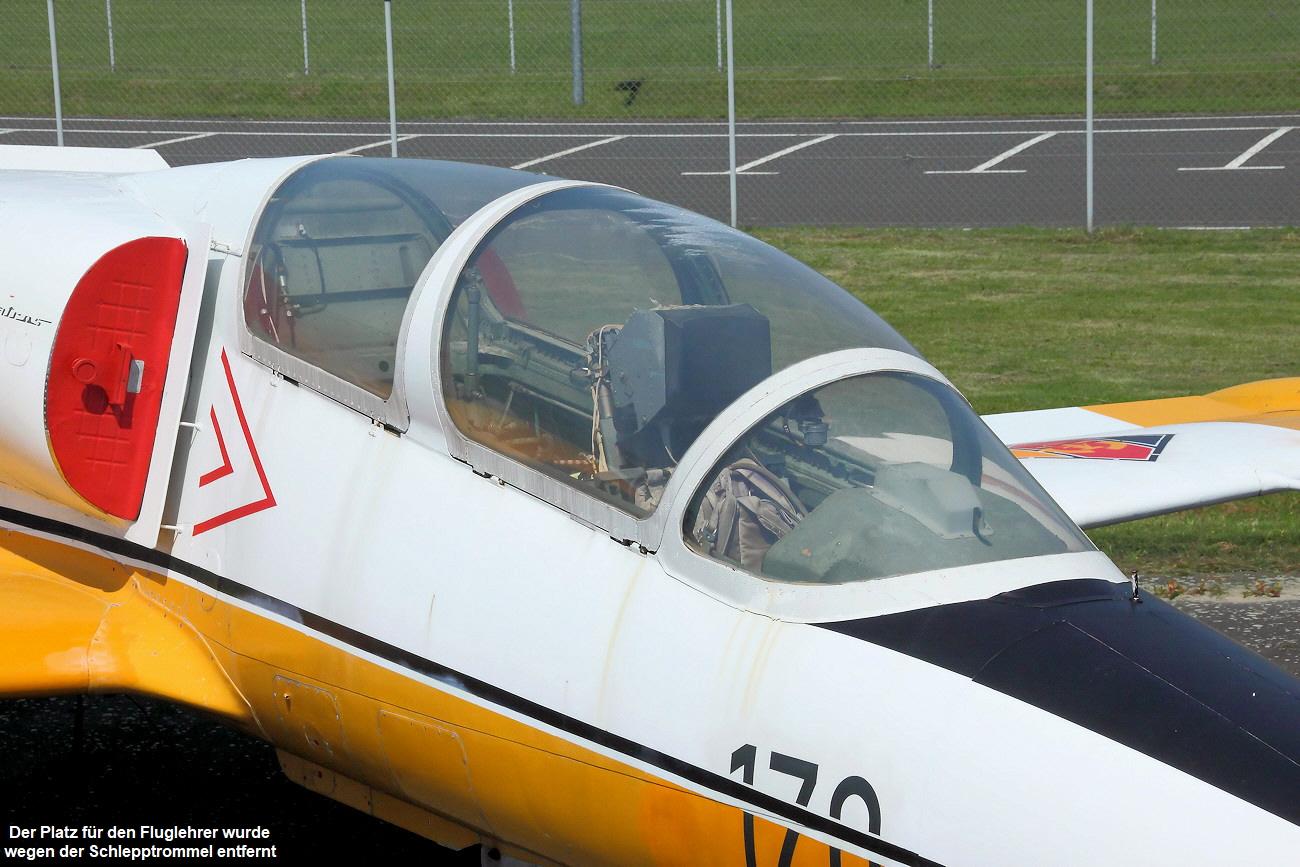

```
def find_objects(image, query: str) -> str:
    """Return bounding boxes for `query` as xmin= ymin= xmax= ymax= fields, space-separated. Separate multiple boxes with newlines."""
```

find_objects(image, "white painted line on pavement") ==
xmin=133 ymin=132 xmax=217 ymax=149
xmin=337 ymin=134 xmax=422 ymax=154
xmin=681 ymin=133 xmax=838 ymax=176
xmin=7 ymin=122 xmax=1300 ymax=142
xmin=511 ymin=136 xmax=626 ymax=169
xmin=925 ymin=131 xmax=1059 ymax=174
xmin=7 ymin=111 xmax=1289 ymax=131
xmin=1178 ymin=126 xmax=1293 ymax=171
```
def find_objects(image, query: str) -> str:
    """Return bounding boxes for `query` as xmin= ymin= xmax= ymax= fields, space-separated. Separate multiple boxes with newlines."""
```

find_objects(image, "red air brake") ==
xmin=46 ymin=237 xmax=189 ymax=520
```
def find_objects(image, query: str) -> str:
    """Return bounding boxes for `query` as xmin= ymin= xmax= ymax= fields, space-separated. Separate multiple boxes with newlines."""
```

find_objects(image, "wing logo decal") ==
xmin=1010 ymin=434 xmax=1174 ymax=462
xmin=191 ymin=349 xmax=276 ymax=535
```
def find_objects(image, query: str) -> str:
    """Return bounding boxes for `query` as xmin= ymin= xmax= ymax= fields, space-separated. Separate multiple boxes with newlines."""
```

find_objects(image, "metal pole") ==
xmin=716 ymin=0 xmax=722 ymax=72
xmin=928 ymin=0 xmax=934 ymax=70
xmin=385 ymin=0 xmax=397 ymax=156
xmin=571 ymin=0 xmax=584 ymax=106
xmin=726 ymin=0 xmax=736 ymax=228
xmin=1086 ymin=0 xmax=1094 ymax=232
xmin=508 ymin=0 xmax=517 ymax=74
xmin=47 ymin=0 xmax=63 ymax=146
xmin=301 ymin=0 xmax=310 ymax=75
xmin=107 ymin=0 xmax=116 ymax=72
xmin=1151 ymin=0 xmax=1158 ymax=65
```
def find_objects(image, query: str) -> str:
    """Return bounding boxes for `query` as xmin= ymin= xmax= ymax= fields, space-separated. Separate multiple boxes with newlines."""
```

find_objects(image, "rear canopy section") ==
xmin=0 ymin=166 xmax=209 ymax=543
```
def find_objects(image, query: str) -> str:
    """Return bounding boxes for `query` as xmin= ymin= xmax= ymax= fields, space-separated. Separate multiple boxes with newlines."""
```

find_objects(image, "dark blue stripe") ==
xmin=820 ymin=579 xmax=1300 ymax=827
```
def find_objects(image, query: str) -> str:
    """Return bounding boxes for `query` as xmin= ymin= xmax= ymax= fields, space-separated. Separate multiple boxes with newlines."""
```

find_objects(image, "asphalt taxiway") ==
xmin=3 ymin=114 xmax=1297 ymax=227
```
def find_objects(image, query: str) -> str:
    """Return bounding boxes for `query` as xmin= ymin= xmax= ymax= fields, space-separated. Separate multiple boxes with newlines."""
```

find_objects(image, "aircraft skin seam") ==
xmin=1060 ymin=619 xmax=1300 ymax=770
xmin=0 ymin=505 xmax=942 ymax=867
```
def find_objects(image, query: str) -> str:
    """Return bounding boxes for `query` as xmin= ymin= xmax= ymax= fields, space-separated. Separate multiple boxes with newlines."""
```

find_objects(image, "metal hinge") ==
xmin=210 ymin=240 xmax=243 ymax=256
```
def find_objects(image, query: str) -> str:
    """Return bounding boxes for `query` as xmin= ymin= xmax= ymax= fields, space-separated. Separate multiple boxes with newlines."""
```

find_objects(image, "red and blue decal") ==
xmin=1010 ymin=433 xmax=1173 ymax=462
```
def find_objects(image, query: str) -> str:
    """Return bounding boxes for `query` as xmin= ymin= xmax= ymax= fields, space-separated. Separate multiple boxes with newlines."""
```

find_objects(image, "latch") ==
xmin=71 ymin=341 xmax=144 ymax=407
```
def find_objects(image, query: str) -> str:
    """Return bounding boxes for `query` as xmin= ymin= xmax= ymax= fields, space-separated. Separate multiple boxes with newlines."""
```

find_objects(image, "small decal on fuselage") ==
xmin=1010 ymin=433 xmax=1174 ymax=461
xmin=192 ymin=349 xmax=276 ymax=534
xmin=1 ymin=304 xmax=51 ymax=327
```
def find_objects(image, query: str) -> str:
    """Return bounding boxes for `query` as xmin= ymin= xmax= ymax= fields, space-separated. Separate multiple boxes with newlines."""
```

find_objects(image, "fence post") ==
xmin=385 ymin=0 xmax=397 ymax=156
xmin=47 ymin=0 xmax=64 ymax=146
xmin=1151 ymin=0 xmax=1158 ymax=65
xmin=928 ymin=0 xmax=935 ymax=70
xmin=726 ymin=0 xmax=736 ymax=228
xmin=301 ymin=0 xmax=310 ymax=75
xmin=1086 ymin=0 xmax=1094 ymax=232
xmin=716 ymin=0 xmax=722 ymax=72
xmin=508 ymin=0 xmax=517 ymax=74
xmin=571 ymin=0 xmax=584 ymax=106
xmin=107 ymin=0 xmax=116 ymax=71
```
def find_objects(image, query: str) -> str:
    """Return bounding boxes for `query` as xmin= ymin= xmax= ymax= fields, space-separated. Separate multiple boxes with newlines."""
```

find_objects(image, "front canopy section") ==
xmin=439 ymin=186 xmax=919 ymax=521
xmin=242 ymin=157 xmax=546 ymax=420
xmin=684 ymin=371 xmax=1094 ymax=585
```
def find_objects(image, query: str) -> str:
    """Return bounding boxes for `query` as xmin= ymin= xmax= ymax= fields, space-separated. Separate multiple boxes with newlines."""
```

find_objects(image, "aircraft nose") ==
xmin=821 ymin=579 xmax=1300 ymax=826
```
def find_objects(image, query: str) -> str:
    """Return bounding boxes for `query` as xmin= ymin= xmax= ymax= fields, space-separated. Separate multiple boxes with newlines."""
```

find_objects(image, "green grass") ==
xmin=7 ymin=0 xmax=1299 ymax=119
xmin=751 ymin=226 xmax=1300 ymax=575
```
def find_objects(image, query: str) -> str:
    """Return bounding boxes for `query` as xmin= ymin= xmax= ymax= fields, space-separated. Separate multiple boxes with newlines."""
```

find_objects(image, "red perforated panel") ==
xmin=46 ymin=237 xmax=189 ymax=520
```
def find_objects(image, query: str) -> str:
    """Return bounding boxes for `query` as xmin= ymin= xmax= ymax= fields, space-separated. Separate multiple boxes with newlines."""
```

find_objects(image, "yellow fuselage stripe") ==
xmin=0 ymin=527 xmax=877 ymax=867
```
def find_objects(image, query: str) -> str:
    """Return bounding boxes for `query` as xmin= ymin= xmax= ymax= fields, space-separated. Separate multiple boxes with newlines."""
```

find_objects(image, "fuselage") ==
xmin=1 ymin=149 xmax=1297 ymax=866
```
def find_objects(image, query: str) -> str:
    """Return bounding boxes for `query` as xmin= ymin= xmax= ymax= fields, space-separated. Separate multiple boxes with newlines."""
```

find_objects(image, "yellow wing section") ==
xmin=1087 ymin=377 xmax=1300 ymax=430
xmin=0 ymin=527 xmax=254 ymax=726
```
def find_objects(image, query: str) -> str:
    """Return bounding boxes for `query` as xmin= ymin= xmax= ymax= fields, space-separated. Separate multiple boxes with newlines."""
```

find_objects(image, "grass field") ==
xmin=7 ymin=0 xmax=1299 ymax=119
xmin=752 ymin=226 xmax=1300 ymax=576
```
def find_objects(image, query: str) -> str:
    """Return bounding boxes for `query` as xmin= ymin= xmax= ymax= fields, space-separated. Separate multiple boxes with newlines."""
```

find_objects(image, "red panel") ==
xmin=46 ymin=237 xmax=189 ymax=520
xmin=477 ymin=248 xmax=525 ymax=320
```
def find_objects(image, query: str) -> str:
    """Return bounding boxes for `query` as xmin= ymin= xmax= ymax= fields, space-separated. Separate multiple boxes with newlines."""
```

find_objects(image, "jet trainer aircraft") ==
xmin=1 ymin=144 xmax=1298 ymax=866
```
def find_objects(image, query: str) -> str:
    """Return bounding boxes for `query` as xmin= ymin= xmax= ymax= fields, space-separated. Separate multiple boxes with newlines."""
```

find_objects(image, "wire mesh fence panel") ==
xmin=1091 ymin=0 xmax=1300 ymax=227
xmin=388 ymin=1 xmax=725 ymax=109
xmin=731 ymin=0 xmax=1090 ymax=119
xmin=382 ymin=0 xmax=730 ymax=214
xmin=6 ymin=1 xmax=62 ymax=115
xmin=726 ymin=1 xmax=1094 ymax=226
xmin=3 ymin=0 xmax=1298 ymax=227
xmin=40 ymin=0 xmax=390 ymax=117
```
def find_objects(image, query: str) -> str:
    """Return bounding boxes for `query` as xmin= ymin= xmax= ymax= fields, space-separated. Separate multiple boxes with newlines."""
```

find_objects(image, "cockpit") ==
xmin=682 ymin=371 xmax=1091 ymax=583
xmin=438 ymin=185 xmax=920 ymax=516
xmin=242 ymin=157 xmax=1093 ymax=597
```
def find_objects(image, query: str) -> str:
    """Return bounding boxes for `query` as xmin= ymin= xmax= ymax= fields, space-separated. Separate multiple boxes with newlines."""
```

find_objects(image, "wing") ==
xmin=983 ymin=378 xmax=1300 ymax=529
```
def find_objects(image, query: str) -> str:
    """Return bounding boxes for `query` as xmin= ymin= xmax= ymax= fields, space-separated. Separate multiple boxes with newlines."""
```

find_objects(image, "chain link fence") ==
xmin=5 ymin=0 xmax=1299 ymax=226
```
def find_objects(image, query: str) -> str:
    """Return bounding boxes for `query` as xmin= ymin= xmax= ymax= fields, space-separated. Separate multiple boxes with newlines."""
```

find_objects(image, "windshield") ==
xmin=685 ymin=372 xmax=1093 ymax=582
xmin=441 ymin=186 xmax=920 ymax=517
xmin=244 ymin=157 xmax=545 ymax=398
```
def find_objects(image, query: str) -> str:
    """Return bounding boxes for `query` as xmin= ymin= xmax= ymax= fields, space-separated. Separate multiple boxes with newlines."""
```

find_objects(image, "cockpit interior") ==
xmin=243 ymin=158 xmax=1091 ymax=591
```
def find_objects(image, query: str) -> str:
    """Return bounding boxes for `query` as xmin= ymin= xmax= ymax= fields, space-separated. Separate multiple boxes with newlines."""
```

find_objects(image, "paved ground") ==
xmin=3 ymin=114 xmax=1298 ymax=227
xmin=1156 ymin=575 xmax=1300 ymax=678
xmin=0 ymin=694 xmax=457 ymax=860
xmin=2 ymin=579 xmax=1296 ymax=860
xmin=1178 ymin=598 xmax=1300 ymax=672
